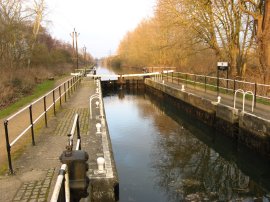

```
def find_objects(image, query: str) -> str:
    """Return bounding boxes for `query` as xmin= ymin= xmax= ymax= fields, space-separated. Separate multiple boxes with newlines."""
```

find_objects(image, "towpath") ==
xmin=0 ymin=77 xmax=112 ymax=202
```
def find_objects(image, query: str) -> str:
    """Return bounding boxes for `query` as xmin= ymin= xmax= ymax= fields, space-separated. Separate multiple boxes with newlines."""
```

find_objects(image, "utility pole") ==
xmin=70 ymin=28 xmax=79 ymax=71
xmin=83 ymin=45 xmax=87 ymax=66
xmin=70 ymin=29 xmax=75 ymax=71
xmin=75 ymin=29 xmax=79 ymax=70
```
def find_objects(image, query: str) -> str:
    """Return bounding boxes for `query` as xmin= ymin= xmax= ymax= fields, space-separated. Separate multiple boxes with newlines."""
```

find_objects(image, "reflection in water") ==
xmin=99 ymin=62 xmax=270 ymax=201
xmin=103 ymin=90 xmax=270 ymax=202
xmin=148 ymin=93 xmax=270 ymax=201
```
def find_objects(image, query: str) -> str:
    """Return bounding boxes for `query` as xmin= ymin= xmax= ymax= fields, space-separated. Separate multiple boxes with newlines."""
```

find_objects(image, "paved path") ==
xmin=0 ymin=77 xmax=99 ymax=202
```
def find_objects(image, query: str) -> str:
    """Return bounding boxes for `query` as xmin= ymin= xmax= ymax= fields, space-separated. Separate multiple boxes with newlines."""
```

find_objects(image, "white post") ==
xmin=217 ymin=96 xmax=221 ymax=103
xmin=96 ymin=123 xmax=101 ymax=133
xmin=95 ymin=101 xmax=100 ymax=108
xmin=97 ymin=157 xmax=105 ymax=172
xmin=181 ymin=85 xmax=185 ymax=91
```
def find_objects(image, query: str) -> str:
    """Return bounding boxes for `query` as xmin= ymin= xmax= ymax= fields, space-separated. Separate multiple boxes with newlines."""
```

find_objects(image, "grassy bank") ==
xmin=0 ymin=79 xmax=55 ymax=119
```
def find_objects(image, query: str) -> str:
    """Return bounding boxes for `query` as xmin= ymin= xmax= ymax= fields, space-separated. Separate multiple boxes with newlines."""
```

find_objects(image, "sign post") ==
xmin=217 ymin=62 xmax=229 ymax=95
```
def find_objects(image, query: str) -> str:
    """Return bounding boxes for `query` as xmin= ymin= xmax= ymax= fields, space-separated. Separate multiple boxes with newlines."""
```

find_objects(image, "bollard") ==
xmin=97 ymin=157 xmax=105 ymax=173
xmin=96 ymin=123 xmax=101 ymax=134
xmin=217 ymin=96 xmax=221 ymax=103
xmin=181 ymin=85 xmax=185 ymax=91
xmin=162 ymin=80 xmax=165 ymax=84
xmin=95 ymin=101 xmax=100 ymax=108
xmin=96 ymin=88 xmax=99 ymax=93
xmin=60 ymin=150 xmax=89 ymax=201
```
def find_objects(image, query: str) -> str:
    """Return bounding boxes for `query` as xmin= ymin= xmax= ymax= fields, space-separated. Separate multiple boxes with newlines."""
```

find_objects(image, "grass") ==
xmin=0 ymin=80 xmax=55 ymax=119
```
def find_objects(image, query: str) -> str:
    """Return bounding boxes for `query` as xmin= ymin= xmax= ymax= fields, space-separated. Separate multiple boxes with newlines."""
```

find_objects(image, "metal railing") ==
xmin=67 ymin=113 xmax=81 ymax=151
xmin=51 ymin=113 xmax=81 ymax=202
xmin=157 ymin=72 xmax=270 ymax=106
xmin=50 ymin=164 xmax=70 ymax=202
xmin=234 ymin=89 xmax=255 ymax=112
xmin=3 ymin=76 xmax=82 ymax=174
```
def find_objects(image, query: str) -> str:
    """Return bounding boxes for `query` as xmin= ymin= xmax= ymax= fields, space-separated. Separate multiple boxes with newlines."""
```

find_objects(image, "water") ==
xmin=98 ymin=66 xmax=270 ymax=201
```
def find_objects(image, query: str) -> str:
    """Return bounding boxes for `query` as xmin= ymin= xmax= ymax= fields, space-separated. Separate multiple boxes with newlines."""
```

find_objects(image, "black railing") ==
xmin=158 ymin=72 xmax=270 ymax=105
xmin=3 ymin=76 xmax=81 ymax=174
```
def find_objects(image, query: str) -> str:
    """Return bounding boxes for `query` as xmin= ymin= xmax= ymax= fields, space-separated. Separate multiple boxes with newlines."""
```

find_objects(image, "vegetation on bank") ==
xmin=0 ymin=79 xmax=54 ymax=119
xmin=106 ymin=0 xmax=270 ymax=84
xmin=0 ymin=0 xmax=95 ymax=110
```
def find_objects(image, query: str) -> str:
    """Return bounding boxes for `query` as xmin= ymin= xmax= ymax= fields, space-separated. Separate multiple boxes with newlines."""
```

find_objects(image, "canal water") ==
xmin=98 ymin=66 xmax=270 ymax=201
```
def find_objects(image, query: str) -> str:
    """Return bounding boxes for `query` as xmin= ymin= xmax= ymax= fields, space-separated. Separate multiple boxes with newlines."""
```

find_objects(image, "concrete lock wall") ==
xmin=144 ymin=79 xmax=270 ymax=158
xmin=239 ymin=112 xmax=270 ymax=157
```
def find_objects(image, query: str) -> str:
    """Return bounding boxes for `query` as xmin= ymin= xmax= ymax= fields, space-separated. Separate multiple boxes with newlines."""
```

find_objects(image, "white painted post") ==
xmin=96 ymin=123 xmax=101 ymax=133
xmin=181 ymin=85 xmax=185 ymax=91
xmin=95 ymin=101 xmax=100 ymax=108
xmin=97 ymin=157 xmax=105 ymax=172
xmin=217 ymin=96 xmax=221 ymax=103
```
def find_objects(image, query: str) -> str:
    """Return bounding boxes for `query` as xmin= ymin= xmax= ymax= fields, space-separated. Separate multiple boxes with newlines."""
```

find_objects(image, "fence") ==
xmin=50 ymin=113 xmax=81 ymax=202
xmin=158 ymin=72 xmax=270 ymax=106
xmin=3 ymin=76 xmax=81 ymax=174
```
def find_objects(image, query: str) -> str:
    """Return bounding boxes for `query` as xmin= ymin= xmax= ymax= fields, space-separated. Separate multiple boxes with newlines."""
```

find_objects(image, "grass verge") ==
xmin=0 ymin=80 xmax=55 ymax=119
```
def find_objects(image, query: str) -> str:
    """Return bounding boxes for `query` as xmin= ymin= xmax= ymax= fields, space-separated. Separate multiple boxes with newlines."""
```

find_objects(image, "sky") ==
xmin=45 ymin=0 xmax=156 ymax=58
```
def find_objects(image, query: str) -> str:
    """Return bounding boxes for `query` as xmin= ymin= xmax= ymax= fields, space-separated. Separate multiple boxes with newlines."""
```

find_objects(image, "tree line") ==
xmin=107 ymin=0 xmax=269 ymax=83
xmin=0 ymin=0 xmax=94 ymax=108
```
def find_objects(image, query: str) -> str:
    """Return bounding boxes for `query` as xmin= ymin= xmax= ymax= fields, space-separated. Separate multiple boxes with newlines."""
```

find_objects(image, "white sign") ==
xmin=217 ymin=62 xmax=228 ymax=67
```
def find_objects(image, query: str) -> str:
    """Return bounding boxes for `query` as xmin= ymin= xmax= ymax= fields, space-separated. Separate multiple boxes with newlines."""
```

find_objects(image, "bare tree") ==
xmin=0 ymin=0 xmax=45 ymax=69
xmin=27 ymin=0 xmax=45 ymax=67
xmin=156 ymin=0 xmax=255 ymax=78
xmin=0 ymin=0 xmax=26 ymax=68
xmin=239 ymin=0 xmax=270 ymax=83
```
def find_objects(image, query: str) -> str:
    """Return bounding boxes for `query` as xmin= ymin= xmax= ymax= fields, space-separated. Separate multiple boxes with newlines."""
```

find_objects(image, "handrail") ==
xmin=176 ymin=71 xmax=269 ymax=86
xmin=233 ymin=89 xmax=254 ymax=112
xmin=89 ymin=94 xmax=100 ymax=119
xmin=234 ymin=89 xmax=245 ymax=110
xmin=162 ymin=71 xmax=270 ymax=103
xmin=87 ymin=72 xmax=160 ymax=78
xmin=243 ymin=91 xmax=255 ymax=112
xmin=4 ymin=76 xmax=82 ymax=174
xmin=50 ymin=164 xmax=70 ymax=202
xmin=68 ymin=113 xmax=81 ymax=151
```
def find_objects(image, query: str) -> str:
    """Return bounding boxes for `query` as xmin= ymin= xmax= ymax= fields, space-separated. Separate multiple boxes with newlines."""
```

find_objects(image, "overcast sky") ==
xmin=45 ymin=0 xmax=156 ymax=58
